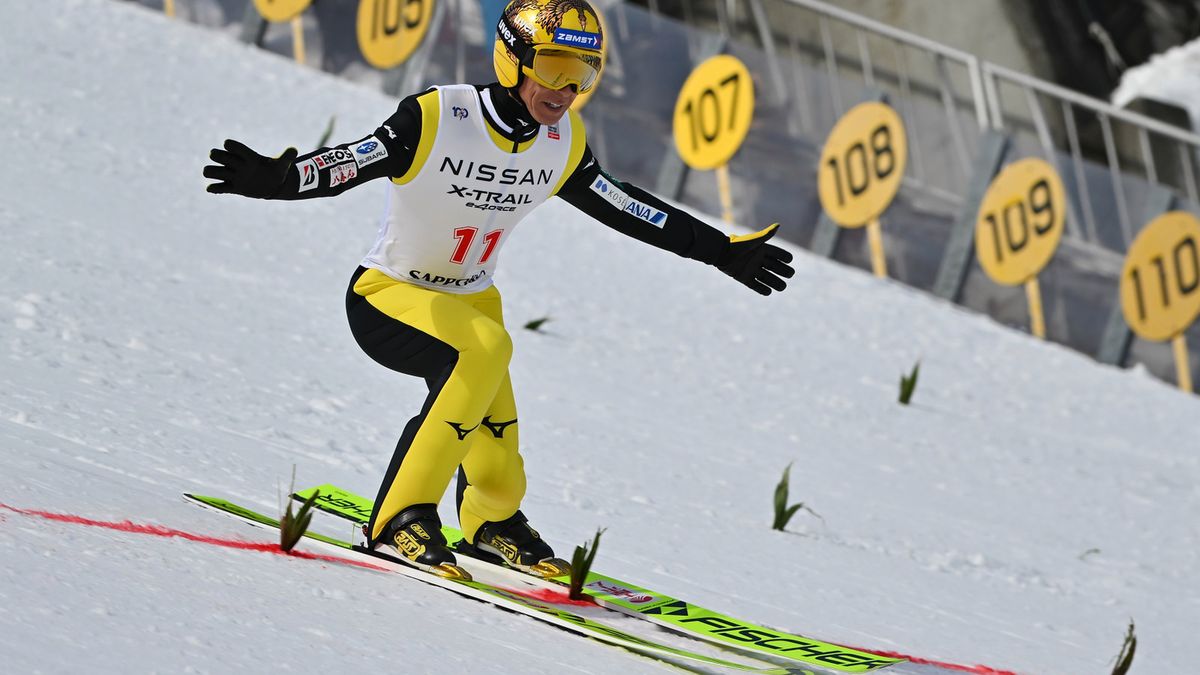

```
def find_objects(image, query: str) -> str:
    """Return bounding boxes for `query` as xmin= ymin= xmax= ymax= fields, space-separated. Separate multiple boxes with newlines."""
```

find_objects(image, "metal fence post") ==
xmin=809 ymin=87 xmax=885 ymax=258
xmin=654 ymin=32 xmax=727 ymax=200
xmin=239 ymin=3 xmax=268 ymax=46
xmin=932 ymin=129 xmax=1010 ymax=301
xmin=744 ymin=0 xmax=790 ymax=107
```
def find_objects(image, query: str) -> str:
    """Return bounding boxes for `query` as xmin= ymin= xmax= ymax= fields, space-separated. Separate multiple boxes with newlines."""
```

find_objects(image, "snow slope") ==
xmin=2 ymin=1 xmax=1198 ymax=673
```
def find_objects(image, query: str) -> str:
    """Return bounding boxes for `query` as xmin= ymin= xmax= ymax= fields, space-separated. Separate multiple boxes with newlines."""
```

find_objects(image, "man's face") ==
xmin=518 ymin=78 xmax=577 ymax=126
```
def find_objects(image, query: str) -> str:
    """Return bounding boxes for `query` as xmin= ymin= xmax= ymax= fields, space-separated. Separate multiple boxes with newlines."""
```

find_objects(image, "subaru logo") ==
xmin=357 ymin=141 xmax=378 ymax=154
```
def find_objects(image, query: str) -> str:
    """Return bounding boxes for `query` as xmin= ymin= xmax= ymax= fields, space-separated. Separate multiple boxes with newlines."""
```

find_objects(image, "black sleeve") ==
xmin=556 ymin=146 xmax=731 ymax=266
xmin=272 ymin=91 xmax=430 ymax=200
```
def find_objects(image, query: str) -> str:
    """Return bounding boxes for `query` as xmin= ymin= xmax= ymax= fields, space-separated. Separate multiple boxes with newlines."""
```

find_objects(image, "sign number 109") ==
xmin=973 ymin=158 xmax=1066 ymax=286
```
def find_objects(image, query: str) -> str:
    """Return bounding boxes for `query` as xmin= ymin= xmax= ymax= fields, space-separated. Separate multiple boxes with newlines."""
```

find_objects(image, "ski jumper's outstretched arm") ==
xmin=203 ymin=86 xmax=794 ymax=296
xmin=203 ymin=90 xmax=434 ymax=200
xmin=554 ymin=148 xmax=796 ymax=296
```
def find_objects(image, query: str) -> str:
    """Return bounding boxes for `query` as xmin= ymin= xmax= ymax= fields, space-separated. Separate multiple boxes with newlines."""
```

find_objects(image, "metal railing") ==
xmin=753 ymin=0 xmax=990 ymax=210
xmin=677 ymin=0 xmax=1200 ymax=242
xmin=982 ymin=61 xmax=1200 ymax=250
xmin=652 ymin=0 xmax=1199 ymax=387
xmin=145 ymin=0 xmax=1200 ymax=389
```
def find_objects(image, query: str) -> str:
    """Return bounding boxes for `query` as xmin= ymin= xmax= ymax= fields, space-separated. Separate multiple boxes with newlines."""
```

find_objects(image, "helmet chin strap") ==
xmin=491 ymin=82 xmax=540 ymax=134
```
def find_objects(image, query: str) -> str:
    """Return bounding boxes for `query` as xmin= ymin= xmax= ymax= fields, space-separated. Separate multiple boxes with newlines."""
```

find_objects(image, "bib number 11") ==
xmin=451 ymin=227 xmax=503 ymax=265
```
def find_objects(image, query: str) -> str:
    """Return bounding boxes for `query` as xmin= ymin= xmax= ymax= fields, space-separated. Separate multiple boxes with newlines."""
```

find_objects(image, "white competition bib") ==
xmin=362 ymin=85 xmax=576 ymax=293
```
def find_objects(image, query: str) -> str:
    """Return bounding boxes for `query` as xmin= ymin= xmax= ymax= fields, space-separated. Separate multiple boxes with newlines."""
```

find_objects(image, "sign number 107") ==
xmin=680 ymin=73 xmax=742 ymax=152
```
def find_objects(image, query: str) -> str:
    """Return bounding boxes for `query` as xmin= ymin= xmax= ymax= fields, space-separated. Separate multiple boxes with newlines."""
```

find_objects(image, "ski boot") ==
xmin=373 ymin=504 xmax=471 ymax=581
xmin=468 ymin=511 xmax=571 ymax=578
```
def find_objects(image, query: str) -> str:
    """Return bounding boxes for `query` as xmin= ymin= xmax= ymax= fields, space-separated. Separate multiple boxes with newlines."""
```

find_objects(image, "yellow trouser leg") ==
xmin=358 ymin=274 xmax=514 ymax=541
xmin=459 ymin=373 xmax=527 ymax=543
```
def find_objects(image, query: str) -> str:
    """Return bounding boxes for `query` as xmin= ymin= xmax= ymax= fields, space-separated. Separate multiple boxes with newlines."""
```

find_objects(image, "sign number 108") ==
xmin=823 ymin=124 xmax=896 ymax=208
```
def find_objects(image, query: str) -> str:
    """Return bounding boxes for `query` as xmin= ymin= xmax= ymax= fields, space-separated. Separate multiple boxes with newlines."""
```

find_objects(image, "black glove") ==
xmin=716 ymin=223 xmax=795 ymax=296
xmin=203 ymin=139 xmax=297 ymax=198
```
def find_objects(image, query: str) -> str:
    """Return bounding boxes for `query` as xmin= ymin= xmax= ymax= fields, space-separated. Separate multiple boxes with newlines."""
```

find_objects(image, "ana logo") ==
xmin=452 ymin=106 xmax=469 ymax=120
xmin=553 ymin=28 xmax=601 ymax=50
xmin=626 ymin=201 xmax=667 ymax=226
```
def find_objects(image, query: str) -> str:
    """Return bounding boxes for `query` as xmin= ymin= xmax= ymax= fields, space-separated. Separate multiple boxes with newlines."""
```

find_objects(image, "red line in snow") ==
xmin=0 ymin=502 xmax=1022 ymax=674
xmin=846 ymin=646 xmax=1021 ymax=675
xmin=504 ymin=586 xmax=596 ymax=607
xmin=0 ymin=502 xmax=389 ymax=573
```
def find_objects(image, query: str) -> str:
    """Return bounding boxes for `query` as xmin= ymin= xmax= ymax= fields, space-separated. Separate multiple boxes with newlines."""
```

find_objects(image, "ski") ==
xmin=184 ymin=493 xmax=814 ymax=675
xmin=292 ymin=484 xmax=902 ymax=673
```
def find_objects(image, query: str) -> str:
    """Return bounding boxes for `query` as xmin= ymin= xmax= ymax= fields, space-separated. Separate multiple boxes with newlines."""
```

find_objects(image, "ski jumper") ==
xmin=351 ymin=84 xmax=584 ymax=542
xmin=250 ymin=82 xmax=742 ymax=546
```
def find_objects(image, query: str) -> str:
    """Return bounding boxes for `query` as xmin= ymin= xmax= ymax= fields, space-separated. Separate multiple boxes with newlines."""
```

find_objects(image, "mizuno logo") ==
xmin=481 ymin=416 xmax=517 ymax=439
xmin=446 ymin=421 xmax=478 ymax=440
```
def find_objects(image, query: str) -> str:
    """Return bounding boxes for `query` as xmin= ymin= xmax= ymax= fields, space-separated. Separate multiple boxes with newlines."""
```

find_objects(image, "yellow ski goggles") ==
xmin=522 ymin=46 xmax=602 ymax=93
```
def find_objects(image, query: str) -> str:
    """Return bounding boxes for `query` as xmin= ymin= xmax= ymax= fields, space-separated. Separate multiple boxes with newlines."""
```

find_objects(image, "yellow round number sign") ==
xmin=672 ymin=55 xmax=755 ymax=171
xmin=974 ymin=158 xmax=1067 ymax=286
xmin=253 ymin=0 xmax=313 ymax=22
xmin=357 ymin=0 xmax=436 ymax=70
xmin=817 ymin=102 xmax=907 ymax=228
xmin=1120 ymin=211 xmax=1200 ymax=341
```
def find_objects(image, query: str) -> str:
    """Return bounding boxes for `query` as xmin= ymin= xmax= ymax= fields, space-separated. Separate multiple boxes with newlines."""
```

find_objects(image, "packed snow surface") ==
xmin=2 ymin=2 xmax=1198 ymax=674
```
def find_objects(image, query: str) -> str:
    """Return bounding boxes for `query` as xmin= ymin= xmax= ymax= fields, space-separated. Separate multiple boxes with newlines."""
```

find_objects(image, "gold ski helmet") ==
xmin=493 ymin=0 xmax=604 ymax=93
